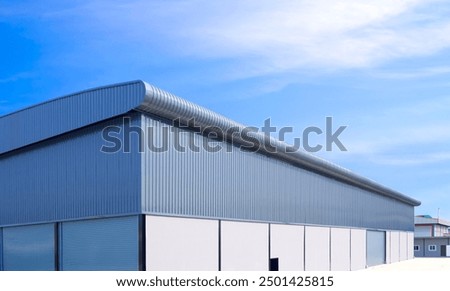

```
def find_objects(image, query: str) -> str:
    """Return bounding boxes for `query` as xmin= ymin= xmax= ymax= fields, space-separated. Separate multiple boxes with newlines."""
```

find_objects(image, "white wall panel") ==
xmin=390 ymin=231 xmax=400 ymax=263
xmin=305 ymin=226 xmax=330 ymax=271
xmin=221 ymin=221 xmax=269 ymax=271
xmin=407 ymin=232 xmax=414 ymax=259
xmin=385 ymin=231 xmax=391 ymax=264
xmin=270 ymin=224 xmax=304 ymax=271
xmin=146 ymin=216 xmax=218 ymax=271
xmin=399 ymin=232 xmax=408 ymax=261
xmin=350 ymin=229 xmax=366 ymax=270
xmin=330 ymin=228 xmax=350 ymax=271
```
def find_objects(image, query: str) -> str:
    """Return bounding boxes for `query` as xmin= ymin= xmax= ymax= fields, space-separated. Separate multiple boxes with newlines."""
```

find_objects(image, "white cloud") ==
xmin=373 ymin=66 xmax=450 ymax=79
xmin=10 ymin=0 xmax=450 ymax=80
xmin=345 ymin=124 xmax=450 ymax=155
xmin=373 ymin=152 xmax=450 ymax=166
xmin=0 ymin=72 xmax=34 ymax=84
xmin=159 ymin=1 xmax=450 ymax=75
xmin=315 ymin=94 xmax=450 ymax=167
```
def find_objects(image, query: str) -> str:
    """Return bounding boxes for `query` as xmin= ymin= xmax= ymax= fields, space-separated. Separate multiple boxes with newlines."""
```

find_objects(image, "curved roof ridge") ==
xmin=138 ymin=81 xmax=420 ymax=206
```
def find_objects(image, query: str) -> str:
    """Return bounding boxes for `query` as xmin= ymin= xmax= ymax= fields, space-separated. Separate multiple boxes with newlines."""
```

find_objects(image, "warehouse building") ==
xmin=0 ymin=81 xmax=420 ymax=271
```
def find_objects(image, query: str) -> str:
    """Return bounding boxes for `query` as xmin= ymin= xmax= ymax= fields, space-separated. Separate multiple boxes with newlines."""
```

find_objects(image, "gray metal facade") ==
xmin=0 ymin=116 xmax=141 ymax=227
xmin=141 ymin=115 xmax=415 ymax=231
xmin=0 ymin=81 xmax=145 ymax=156
xmin=0 ymin=80 xmax=419 ymax=232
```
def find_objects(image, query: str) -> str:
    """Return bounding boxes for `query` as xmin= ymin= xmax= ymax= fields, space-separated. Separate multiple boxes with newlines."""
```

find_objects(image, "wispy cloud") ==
xmin=373 ymin=66 xmax=450 ymax=79
xmin=315 ymin=93 xmax=450 ymax=167
xmin=373 ymin=152 xmax=450 ymax=166
xmin=109 ymin=0 xmax=450 ymax=77
xmin=5 ymin=0 xmax=450 ymax=81
xmin=346 ymin=124 xmax=450 ymax=155
xmin=0 ymin=72 xmax=34 ymax=84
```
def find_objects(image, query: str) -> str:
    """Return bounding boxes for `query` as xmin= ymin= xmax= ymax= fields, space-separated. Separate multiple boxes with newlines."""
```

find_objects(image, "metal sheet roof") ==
xmin=0 ymin=80 xmax=421 ymax=207
xmin=415 ymin=216 xmax=450 ymax=226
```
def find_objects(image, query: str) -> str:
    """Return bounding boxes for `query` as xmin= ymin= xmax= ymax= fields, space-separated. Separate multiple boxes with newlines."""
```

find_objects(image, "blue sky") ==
xmin=1 ymin=0 xmax=450 ymax=218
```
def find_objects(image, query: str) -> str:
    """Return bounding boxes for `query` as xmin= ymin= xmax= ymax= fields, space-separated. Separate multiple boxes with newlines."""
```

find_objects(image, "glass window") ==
xmin=428 ymin=245 xmax=437 ymax=251
xmin=414 ymin=245 xmax=420 ymax=251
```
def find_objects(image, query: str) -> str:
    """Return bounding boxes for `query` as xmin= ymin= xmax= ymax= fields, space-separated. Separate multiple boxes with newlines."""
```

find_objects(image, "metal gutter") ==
xmin=138 ymin=81 xmax=421 ymax=207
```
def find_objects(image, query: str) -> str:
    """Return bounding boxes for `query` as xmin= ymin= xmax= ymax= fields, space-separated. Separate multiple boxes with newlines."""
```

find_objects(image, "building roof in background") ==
xmin=415 ymin=215 xmax=450 ymax=226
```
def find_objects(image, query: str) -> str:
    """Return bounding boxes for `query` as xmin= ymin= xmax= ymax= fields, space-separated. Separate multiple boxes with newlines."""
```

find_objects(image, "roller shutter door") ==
xmin=366 ymin=230 xmax=385 ymax=267
xmin=60 ymin=216 xmax=139 ymax=270
xmin=2 ymin=223 xmax=55 ymax=271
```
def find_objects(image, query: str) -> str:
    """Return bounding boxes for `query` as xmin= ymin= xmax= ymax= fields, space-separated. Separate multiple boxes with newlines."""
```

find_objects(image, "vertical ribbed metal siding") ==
xmin=0 ymin=116 xmax=141 ymax=227
xmin=0 ymin=81 xmax=145 ymax=155
xmin=0 ymin=228 xmax=3 ymax=271
xmin=141 ymin=115 xmax=414 ymax=231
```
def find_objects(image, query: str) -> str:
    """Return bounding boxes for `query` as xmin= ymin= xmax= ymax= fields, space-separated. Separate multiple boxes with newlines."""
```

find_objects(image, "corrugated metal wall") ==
xmin=2 ymin=223 xmax=55 ymax=270
xmin=0 ymin=228 xmax=3 ymax=271
xmin=60 ymin=216 xmax=140 ymax=271
xmin=0 ymin=81 xmax=145 ymax=155
xmin=1 ymin=110 xmax=415 ymax=230
xmin=141 ymin=115 xmax=415 ymax=231
xmin=0 ymin=116 xmax=141 ymax=227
